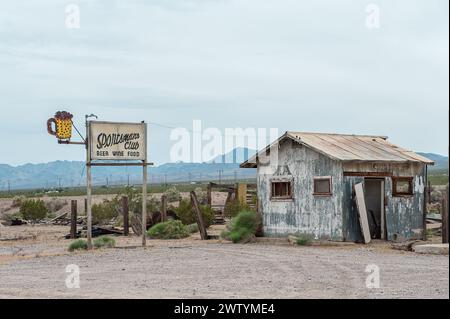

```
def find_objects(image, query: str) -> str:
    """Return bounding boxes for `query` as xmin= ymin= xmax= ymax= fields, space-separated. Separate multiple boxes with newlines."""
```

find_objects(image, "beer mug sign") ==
xmin=47 ymin=111 xmax=73 ymax=140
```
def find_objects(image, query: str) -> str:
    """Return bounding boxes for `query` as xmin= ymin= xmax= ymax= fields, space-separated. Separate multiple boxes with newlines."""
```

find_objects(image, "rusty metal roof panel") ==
xmin=240 ymin=131 xmax=434 ymax=168
xmin=287 ymin=132 xmax=434 ymax=164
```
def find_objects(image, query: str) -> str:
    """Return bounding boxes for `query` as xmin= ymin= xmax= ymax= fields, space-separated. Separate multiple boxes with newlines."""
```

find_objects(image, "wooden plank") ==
xmin=50 ymin=212 xmax=68 ymax=222
xmin=122 ymin=196 xmax=129 ymax=236
xmin=161 ymin=195 xmax=167 ymax=222
xmin=237 ymin=183 xmax=247 ymax=205
xmin=190 ymin=191 xmax=208 ymax=240
xmin=70 ymin=200 xmax=77 ymax=239
xmin=427 ymin=223 xmax=442 ymax=230
xmin=354 ymin=182 xmax=371 ymax=244
xmin=442 ymin=187 xmax=449 ymax=244
xmin=344 ymin=172 xmax=392 ymax=177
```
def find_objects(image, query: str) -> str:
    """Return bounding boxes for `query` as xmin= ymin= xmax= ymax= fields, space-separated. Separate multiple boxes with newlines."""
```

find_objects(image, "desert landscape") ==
xmin=0 ymin=192 xmax=448 ymax=299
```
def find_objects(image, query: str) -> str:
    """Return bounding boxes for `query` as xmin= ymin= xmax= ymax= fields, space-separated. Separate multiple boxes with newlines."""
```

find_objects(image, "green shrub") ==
xmin=93 ymin=235 xmax=116 ymax=248
xmin=221 ymin=210 xmax=260 ymax=243
xmin=296 ymin=233 xmax=314 ymax=246
xmin=68 ymin=239 xmax=88 ymax=252
xmin=147 ymin=220 xmax=190 ymax=239
xmin=19 ymin=199 xmax=48 ymax=223
xmin=174 ymin=199 xmax=215 ymax=227
xmin=224 ymin=199 xmax=252 ymax=218
xmin=186 ymin=223 xmax=199 ymax=234
xmin=92 ymin=200 xmax=119 ymax=225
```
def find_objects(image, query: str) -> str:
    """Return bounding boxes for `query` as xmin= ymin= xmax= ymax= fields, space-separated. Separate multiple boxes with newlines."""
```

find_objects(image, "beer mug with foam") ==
xmin=47 ymin=111 xmax=73 ymax=140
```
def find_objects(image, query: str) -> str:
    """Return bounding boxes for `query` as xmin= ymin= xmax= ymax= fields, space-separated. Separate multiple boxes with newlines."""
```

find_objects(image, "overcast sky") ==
xmin=0 ymin=0 xmax=448 ymax=166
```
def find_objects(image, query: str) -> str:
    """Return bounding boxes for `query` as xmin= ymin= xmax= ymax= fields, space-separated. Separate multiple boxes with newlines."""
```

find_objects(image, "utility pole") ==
xmin=218 ymin=170 xmax=223 ymax=184
xmin=234 ymin=170 xmax=237 ymax=184
xmin=7 ymin=180 xmax=11 ymax=194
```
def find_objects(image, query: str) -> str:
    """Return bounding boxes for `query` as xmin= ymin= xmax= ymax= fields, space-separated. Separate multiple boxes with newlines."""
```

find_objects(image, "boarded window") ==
xmin=313 ymin=177 xmax=332 ymax=195
xmin=392 ymin=177 xmax=413 ymax=196
xmin=271 ymin=181 xmax=292 ymax=200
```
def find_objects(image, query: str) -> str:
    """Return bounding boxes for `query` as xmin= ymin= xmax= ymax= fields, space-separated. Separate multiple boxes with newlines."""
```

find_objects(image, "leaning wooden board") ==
xmin=354 ymin=182 xmax=371 ymax=244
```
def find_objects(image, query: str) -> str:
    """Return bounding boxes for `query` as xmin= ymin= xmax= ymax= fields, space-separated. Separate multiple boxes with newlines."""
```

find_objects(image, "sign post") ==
xmin=86 ymin=118 xmax=93 ymax=249
xmin=47 ymin=113 xmax=149 ymax=249
xmin=87 ymin=121 xmax=149 ymax=247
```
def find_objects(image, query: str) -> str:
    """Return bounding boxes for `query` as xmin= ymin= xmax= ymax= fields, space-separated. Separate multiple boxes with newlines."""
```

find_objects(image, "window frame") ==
xmin=313 ymin=176 xmax=333 ymax=196
xmin=270 ymin=177 xmax=294 ymax=201
xmin=392 ymin=177 xmax=414 ymax=197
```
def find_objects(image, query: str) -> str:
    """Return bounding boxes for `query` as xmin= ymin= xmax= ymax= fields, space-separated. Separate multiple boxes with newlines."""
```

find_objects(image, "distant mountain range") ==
xmin=0 ymin=149 xmax=447 ymax=191
xmin=0 ymin=148 xmax=257 ymax=190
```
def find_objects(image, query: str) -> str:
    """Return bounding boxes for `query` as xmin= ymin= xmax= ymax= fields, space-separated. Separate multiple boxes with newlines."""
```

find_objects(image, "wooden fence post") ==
xmin=161 ymin=195 xmax=167 ymax=222
xmin=70 ymin=200 xmax=77 ymax=239
xmin=207 ymin=183 xmax=212 ymax=208
xmin=84 ymin=198 xmax=87 ymax=215
xmin=191 ymin=191 xmax=208 ymax=240
xmin=427 ymin=181 xmax=432 ymax=204
xmin=122 ymin=196 xmax=129 ymax=236
xmin=237 ymin=183 xmax=247 ymax=205
xmin=442 ymin=187 xmax=449 ymax=244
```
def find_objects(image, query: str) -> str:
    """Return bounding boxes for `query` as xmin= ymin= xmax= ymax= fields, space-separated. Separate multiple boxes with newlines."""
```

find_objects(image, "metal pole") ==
xmin=86 ymin=120 xmax=93 ymax=250
xmin=141 ymin=122 xmax=148 ymax=246
xmin=142 ymin=162 xmax=147 ymax=246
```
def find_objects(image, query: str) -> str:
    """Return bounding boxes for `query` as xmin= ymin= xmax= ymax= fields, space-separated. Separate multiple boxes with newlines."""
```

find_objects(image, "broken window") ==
xmin=392 ymin=177 xmax=413 ymax=196
xmin=313 ymin=177 xmax=332 ymax=196
xmin=271 ymin=181 xmax=292 ymax=200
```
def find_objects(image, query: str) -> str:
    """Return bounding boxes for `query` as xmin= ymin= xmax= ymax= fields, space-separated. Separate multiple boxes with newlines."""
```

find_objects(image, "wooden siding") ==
xmin=257 ymin=139 xmax=344 ymax=240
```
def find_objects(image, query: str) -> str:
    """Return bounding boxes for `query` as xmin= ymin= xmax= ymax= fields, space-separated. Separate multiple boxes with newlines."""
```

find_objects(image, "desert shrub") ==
xmin=147 ymin=220 xmax=190 ymax=239
xmin=92 ymin=200 xmax=118 ymax=225
xmin=68 ymin=239 xmax=88 ymax=252
xmin=186 ymin=223 xmax=199 ymax=234
xmin=164 ymin=186 xmax=181 ymax=202
xmin=174 ymin=199 xmax=215 ymax=227
xmin=221 ymin=210 xmax=260 ymax=243
xmin=224 ymin=199 xmax=252 ymax=218
xmin=45 ymin=198 xmax=68 ymax=213
xmin=296 ymin=233 xmax=314 ymax=246
xmin=19 ymin=199 xmax=48 ymax=223
xmin=93 ymin=235 xmax=116 ymax=248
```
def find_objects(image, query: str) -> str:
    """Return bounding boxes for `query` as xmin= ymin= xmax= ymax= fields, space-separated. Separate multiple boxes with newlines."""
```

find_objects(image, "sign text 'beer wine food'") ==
xmin=89 ymin=122 xmax=147 ymax=161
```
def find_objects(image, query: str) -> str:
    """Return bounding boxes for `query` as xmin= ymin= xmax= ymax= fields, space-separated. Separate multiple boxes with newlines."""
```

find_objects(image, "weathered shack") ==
xmin=240 ymin=132 xmax=434 ymax=242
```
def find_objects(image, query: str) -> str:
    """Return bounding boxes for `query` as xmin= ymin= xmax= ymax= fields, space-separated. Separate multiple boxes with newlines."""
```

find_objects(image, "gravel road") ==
xmin=0 ymin=242 xmax=448 ymax=299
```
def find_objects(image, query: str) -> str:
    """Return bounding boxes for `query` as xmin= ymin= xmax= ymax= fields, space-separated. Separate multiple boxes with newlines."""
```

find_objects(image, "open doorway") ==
xmin=364 ymin=178 xmax=386 ymax=240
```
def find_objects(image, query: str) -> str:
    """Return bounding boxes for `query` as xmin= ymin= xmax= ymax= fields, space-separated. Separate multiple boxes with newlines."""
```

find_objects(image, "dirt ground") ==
xmin=0 ymin=223 xmax=448 ymax=299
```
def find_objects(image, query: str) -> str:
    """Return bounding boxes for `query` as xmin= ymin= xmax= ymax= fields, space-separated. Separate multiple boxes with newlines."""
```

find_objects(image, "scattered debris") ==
xmin=0 ymin=235 xmax=37 ymax=242
xmin=413 ymin=244 xmax=449 ymax=255
xmin=65 ymin=225 xmax=124 ymax=239
xmin=391 ymin=240 xmax=425 ymax=252
xmin=49 ymin=212 xmax=68 ymax=225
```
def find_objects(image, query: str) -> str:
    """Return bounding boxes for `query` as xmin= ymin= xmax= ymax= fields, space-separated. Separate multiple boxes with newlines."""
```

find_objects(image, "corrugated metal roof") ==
xmin=240 ymin=131 xmax=434 ymax=168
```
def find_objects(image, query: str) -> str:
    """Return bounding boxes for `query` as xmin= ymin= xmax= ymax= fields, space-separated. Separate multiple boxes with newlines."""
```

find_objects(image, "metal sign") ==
xmin=89 ymin=121 xmax=147 ymax=161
